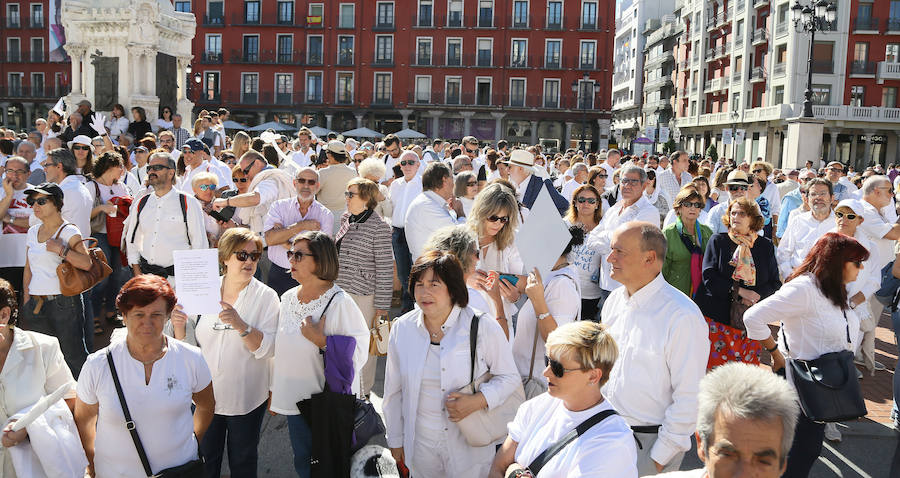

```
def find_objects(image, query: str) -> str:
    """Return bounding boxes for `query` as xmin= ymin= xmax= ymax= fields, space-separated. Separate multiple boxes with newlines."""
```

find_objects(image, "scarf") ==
xmin=727 ymin=230 xmax=757 ymax=286
xmin=676 ymin=217 xmax=703 ymax=296
xmin=336 ymin=208 xmax=373 ymax=251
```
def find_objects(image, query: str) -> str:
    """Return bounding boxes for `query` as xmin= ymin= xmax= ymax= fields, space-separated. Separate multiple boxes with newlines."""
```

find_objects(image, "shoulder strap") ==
xmin=129 ymin=194 xmax=152 ymax=243
xmin=178 ymin=193 xmax=191 ymax=247
xmin=106 ymin=350 xmax=154 ymax=477
xmin=468 ymin=312 xmax=481 ymax=389
xmin=528 ymin=409 xmax=618 ymax=476
xmin=526 ymin=318 xmax=540 ymax=381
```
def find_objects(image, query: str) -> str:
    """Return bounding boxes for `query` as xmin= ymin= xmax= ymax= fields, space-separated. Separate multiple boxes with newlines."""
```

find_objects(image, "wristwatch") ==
xmin=537 ymin=312 xmax=551 ymax=321
xmin=239 ymin=325 xmax=253 ymax=337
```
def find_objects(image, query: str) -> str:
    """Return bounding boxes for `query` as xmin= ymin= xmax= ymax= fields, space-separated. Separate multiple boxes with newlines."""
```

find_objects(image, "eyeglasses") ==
xmin=286 ymin=249 xmax=316 ymax=262
xmin=296 ymin=178 xmax=317 ymax=185
xmin=466 ymin=181 xmax=478 ymax=187
xmin=544 ymin=356 xmax=585 ymax=378
xmin=353 ymin=159 xmax=365 ymax=164
xmin=487 ymin=215 xmax=510 ymax=224
xmin=595 ymin=174 xmax=609 ymax=179
xmin=729 ymin=210 xmax=749 ymax=218
xmin=727 ymin=185 xmax=749 ymax=192
xmin=575 ymin=196 xmax=598 ymax=204
xmin=5 ymin=168 xmax=27 ymax=175
xmin=752 ymin=169 xmax=765 ymax=174
xmin=835 ymin=211 xmax=858 ymax=220
xmin=147 ymin=164 xmax=172 ymax=172
xmin=465 ymin=148 xmax=478 ymax=155
xmin=344 ymin=191 xmax=357 ymax=198
xmin=620 ymin=178 xmax=642 ymax=186
xmin=681 ymin=201 xmax=704 ymax=209
xmin=26 ymin=197 xmax=50 ymax=206
xmin=807 ymin=192 xmax=830 ymax=198
xmin=399 ymin=160 xmax=417 ymax=166
xmin=234 ymin=251 xmax=261 ymax=262
xmin=40 ymin=161 xmax=58 ymax=169
xmin=197 ymin=184 xmax=217 ymax=191
xmin=232 ymin=177 xmax=248 ymax=183
xmin=72 ymin=145 xmax=91 ymax=151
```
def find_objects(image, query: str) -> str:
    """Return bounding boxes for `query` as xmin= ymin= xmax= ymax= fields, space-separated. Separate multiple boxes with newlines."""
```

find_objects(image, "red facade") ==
xmin=843 ymin=0 xmax=900 ymax=107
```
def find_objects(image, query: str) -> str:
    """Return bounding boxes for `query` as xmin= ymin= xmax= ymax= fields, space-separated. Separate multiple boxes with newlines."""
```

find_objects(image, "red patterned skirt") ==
xmin=705 ymin=316 xmax=761 ymax=371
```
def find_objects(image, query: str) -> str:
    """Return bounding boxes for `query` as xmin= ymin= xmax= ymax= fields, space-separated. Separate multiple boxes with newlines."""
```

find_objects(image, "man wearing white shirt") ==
xmin=561 ymin=162 xmax=588 ymax=201
xmin=40 ymin=148 xmax=92 ymax=238
xmin=553 ymin=158 xmax=571 ymax=189
xmin=600 ymin=148 xmax=622 ymax=179
xmin=705 ymin=170 xmax=764 ymax=236
xmin=389 ymin=152 xmax=423 ymax=312
xmin=383 ymin=134 xmax=426 ymax=182
xmin=178 ymin=139 xmax=233 ymax=193
xmin=775 ymin=179 xmax=834 ymax=280
xmin=656 ymin=151 xmax=693 ymax=203
xmin=291 ymin=128 xmax=319 ymax=169
xmin=601 ymin=222 xmax=709 ymax=476
xmin=404 ymin=162 xmax=466 ymax=265
xmin=750 ymin=161 xmax=782 ymax=238
xmin=777 ymin=169 xmax=801 ymax=198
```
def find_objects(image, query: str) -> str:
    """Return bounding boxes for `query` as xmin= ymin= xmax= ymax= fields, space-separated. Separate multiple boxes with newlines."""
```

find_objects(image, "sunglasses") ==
xmin=835 ymin=211 xmax=858 ymax=220
xmin=575 ymin=196 xmax=598 ymax=204
xmin=232 ymin=177 xmax=248 ymax=183
xmin=727 ymin=185 xmax=749 ymax=191
xmin=286 ymin=250 xmax=316 ymax=262
xmin=681 ymin=201 xmax=704 ymax=209
xmin=72 ymin=145 xmax=91 ymax=151
xmin=344 ymin=191 xmax=357 ymax=198
xmin=353 ymin=159 xmax=365 ymax=164
xmin=544 ymin=356 xmax=584 ymax=378
xmin=40 ymin=161 xmax=58 ymax=169
xmin=465 ymin=148 xmax=478 ymax=154
xmin=26 ymin=197 xmax=50 ymax=206
xmin=399 ymin=160 xmax=417 ymax=166
xmin=752 ymin=169 xmax=765 ymax=174
xmin=234 ymin=251 xmax=262 ymax=262
xmin=296 ymin=178 xmax=317 ymax=185
xmin=487 ymin=215 xmax=510 ymax=224
xmin=197 ymin=184 xmax=217 ymax=191
xmin=147 ymin=164 xmax=172 ymax=172
xmin=595 ymin=174 xmax=609 ymax=179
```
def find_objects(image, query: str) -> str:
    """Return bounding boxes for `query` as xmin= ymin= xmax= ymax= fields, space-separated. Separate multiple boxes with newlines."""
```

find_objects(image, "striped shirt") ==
xmin=335 ymin=210 xmax=394 ymax=310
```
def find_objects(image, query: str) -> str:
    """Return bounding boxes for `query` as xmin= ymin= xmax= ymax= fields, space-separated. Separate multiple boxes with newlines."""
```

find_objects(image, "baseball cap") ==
xmin=24 ymin=182 xmax=64 ymax=202
xmin=182 ymin=138 xmax=209 ymax=153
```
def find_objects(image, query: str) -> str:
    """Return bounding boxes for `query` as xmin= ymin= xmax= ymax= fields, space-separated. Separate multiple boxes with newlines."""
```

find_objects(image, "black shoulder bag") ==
xmin=106 ymin=350 xmax=204 ymax=478
xmin=782 ymin=311 xmax=867 ymax=422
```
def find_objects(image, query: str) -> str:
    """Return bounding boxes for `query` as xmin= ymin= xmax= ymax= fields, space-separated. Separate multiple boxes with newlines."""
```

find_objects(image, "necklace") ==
xmin=128 ymin=341 xmax=168 ymax=365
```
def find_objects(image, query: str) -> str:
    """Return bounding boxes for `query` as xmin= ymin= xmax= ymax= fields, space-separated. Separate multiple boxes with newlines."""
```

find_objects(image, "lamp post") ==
xmin=571 ymin=72 xmax=602 ymax=152
xmin=631 ymin=119 xmax=640 ymax=152
xmin=731 ymin=110 xmax=739 ymax=163
xmin=792 ymin=0 xmax=837 ymax=118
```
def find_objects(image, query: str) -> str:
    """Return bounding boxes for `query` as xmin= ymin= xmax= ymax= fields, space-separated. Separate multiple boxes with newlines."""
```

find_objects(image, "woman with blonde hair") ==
xmin=193 ymin=118 xmax=203 ymax=138
xmin=232 ymin=131 xmax=251 ymax=160
xmin=564 ymin=184 xmax=604 ymax=320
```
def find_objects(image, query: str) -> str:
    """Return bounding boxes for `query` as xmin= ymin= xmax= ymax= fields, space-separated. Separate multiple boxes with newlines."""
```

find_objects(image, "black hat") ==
xmin=24 ymin=182 xmax=64 ymax=202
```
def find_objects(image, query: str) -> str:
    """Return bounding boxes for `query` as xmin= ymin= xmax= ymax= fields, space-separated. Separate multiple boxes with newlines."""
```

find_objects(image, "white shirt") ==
xmin=857 ymin=199 xmax=897 ymax=270
xmin=587 ymin=196 xmax=660 ymax=291
xmin=107 ymin=116 xmax=129 ymax=138
xmin=600 ymin=162 xmax=617 ymax=180
xmin=76 ymin=338 xmax=212 ymax=478
xmin=760 ymin=180 xmax=782 ymax=217
xmin=776 ymin=210 xmax=835 ymax=279
xmin=601 ymin=273 xmax=709 ymax=466
xmin=0 ymin=330 xmax=76 ymax=478
xmin=383 ymin=306 xmax=520 ymax=476
xmin=476 ymin=241 xmax=525 ymax=318
xmin=87 ymin=180 xmax=130 ymax=235
xmin=656 ymin=169 xmax=693 ymax=204
xmin=195 ymin=277 xmax=280 ymax=415
xmin=404 ymin=190 xmax=464 ymax=261
xmin=511 ymin=266 xmax=580 ymax=386
xmin=507 ymin=393 xmax=638 ymax=478
xmin=268 ymin=286 xmax=369 ymax=415
xmin=124 ymin=187 xmax=210 ymax=268
xmin=178 ymin=160 xmax=232 ymax=193
xmin=291 ymin=148 xmax=317 ymax=168
xmin=389 ymin=175 xmax=423 ymax=227
xmin=26 ymin=223 xmax=82 ymax=295
xmin=565 ymin=221 xmax=603 ymax=299
xmin=561 ymin=178 xmax=582 ymax=201
xmin=262 ymin=198 xmax=334 ymax=269
xmin=384 ymin=154 xmax=427 ymax=181
xmin=0 ymin=186 xmax=32 ymax=234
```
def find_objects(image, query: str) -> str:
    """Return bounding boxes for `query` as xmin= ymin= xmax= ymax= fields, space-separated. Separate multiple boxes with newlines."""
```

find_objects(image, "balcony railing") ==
xmin=853 ymin=17 xmax=879 ymax=32
xmin=203 ymin=14 xmax=225 ymax=26
xmin=372 ymin=95 xmax=393 ymax=107
xmin=3 ymin=16 xmax=20 ymax=28
xmin=0 ymin=85 xmax=68 ymax=99
xmin=372 ymin=55 xmax=394 ymax=66
xmin=773 ymin=63 xmax=786 ymax=76
xmin=337 ymin=55 xmax=354 ymax=66
xmin=0 ymin=50 xmax=46 ymax=63
xmin=373 ymin=20 xmax=395 ymax=31
xmin=750 ymin=66 xmax=766 ymax=82
xmin=412 ymin=13 xmax=433 ymax=28
xmin=200 ymin=51 xmax=224 ymax=64
xmin=775 ymin=21 xmax=788 ymax=37
xmin=231 ymin=12 xmax=296 ymax=26
xmin=410 ymin=52 xmax=433 ymax=66
xmin=850 ymin=60 xmax=876 ymax=75
xmin=888 ymin=18 xmax=900 ymax=32
xmin=506 ymin=54 xmax=532 ymax=68
xmin=404 ymin=91 xmax=582 ymax=109
xmin=644 ymin=76 xmax=673 ymax=91
xmin=507 ymin=14 xmax=529 ymax=29
xmin=580 ymin=19 xmax=600 ymax=31
xmin=751 ymin=28 xmax=767 ymax=45
xmin=228 ymin=49 xmax=304 ymax=65
xmin=753 ymin=0 xmax=768 ymax=8
xmin=878 ymin=61 xmax=900 ymax=80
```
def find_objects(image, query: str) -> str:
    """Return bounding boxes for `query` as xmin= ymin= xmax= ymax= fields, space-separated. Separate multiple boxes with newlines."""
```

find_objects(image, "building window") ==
xmin=54 ymin=72 xmax=62 ymax=96
xmin=883 ymin=87 xmax=898 ymax=107
xmin=887 ymin=44 xmax=900 ymax=63
xmin=447 ymin=38 xmax=462 ymax=66
xmin=174 ymin=1 xmax=190 ymax=13
xmin=850 ymin=85 xmax=865 ymax=106
xmin=417 ymin=38 xmax=432 ymax=65
xmin=544 ymin=79 xmax=560 ymax=107
xmin=242 ymin=73 xmax=259 ymax=103
xmin=811 ymin=84 xmax=831 ymax=105
xmin=307 ymin=35 xmax=323 ymax=65
xmin=476 ymin=77 xmax=492 ymax=105
xmin=7 ymin=38 xmax=20 ymax=63
xmin=244 ymin=1 xmax=260 ymax=23
xmin=446 ymin=77 xmax=462 ymax=104
xmin=243 ymin=35 xmax=259 ymax=62
xmin=374 ymin=73 xmax=392 ymax=104
xmin=579 ymin=40 xmax=596 ymax=68
xmin=731 ymin=93 xmax=740 ymax=111
xmin=336 ymin=72 xmax=354 ymax=104
xmin=30 ymin=3 xmax=43 ymax=26
xmin=478 ymin=0 xmax=494 ymax=27
xmin=375 ymin=35 xmax=393 ymax=64
xmin=276 ymin=74 xmax=293 ymax=104
xmin=207 ymin=0 xmax=224 ymax=23
xmin=774 ymin=85 xmax=784 ymax=104
xmin=545 ymin=40 xmax=561 ymax=68
xmin=277 ymin=35 xmax=293 ymax=63
xmin=511 ymin=39 xmax=527 ymax=67
xmin=510 ymin=78 xmax=526 ymax=106
xmin=477 ymin=38 xmax=492 ymax=66
xmin=8 ymin=73 xmax=23 ymax=96
xmin=448 ymin=0 xmax=463 ymax=27
xmin=338 ymin=36 xmax=354 ymax=65
xmin=415 ymin=76 xmax=431 ymax=103
xmin=277 ymin=1 xmax=294 ymax=24
xmin=339 ymin=4 xmax=355 ymax=28
xmin=31 ymin=72 xmax=43 ymax=96
xmin=306 ymin=72 xmax=323 ymax=103
xmin=854 ymin=42 xmax=869 ymax=62
xmin=577 ymin=80 xmax=595 ymax=108
xmin=307 ymin=3 xmax=323 ymax=26
xmin=30 ymin=37 xmax=42 ymax=62
xmin=513 ymin=1 xmax=528 ymax=28
xmin=377 ymin=2 xmax=394 ymax=28
xmin=205 ymin=72 xmax=220 ymax=100
xmin=581 ymin=0 xmax=598 ymax=29
xmin=547 ymin=1 xmax=562 ymax=29
xmin=812 ymin=41 xmax=834 ymax=73
xmin=206 ymin=35 xmax=222 ymax=59
xmin=6 ymin=4 xmax=19 ymax=28
xmin=418 ymin=0 xmax=433 ymax=27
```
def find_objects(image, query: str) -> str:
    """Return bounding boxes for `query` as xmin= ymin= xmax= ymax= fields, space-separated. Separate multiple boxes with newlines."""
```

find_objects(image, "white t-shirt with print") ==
xmin=0 ymin=186 xmax=32 ymax=234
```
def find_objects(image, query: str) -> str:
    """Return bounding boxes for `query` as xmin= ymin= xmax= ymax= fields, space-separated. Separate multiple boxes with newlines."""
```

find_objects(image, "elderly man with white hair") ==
xmin=504 ymin=149 xmax=569 ymax=213
xmin=15 ymin=140 xmax=43 ymax=185
xmin=562 ymin=162 xmax=589 ymax=201
xmin=389 ymin=150 xmax=423 ymax=312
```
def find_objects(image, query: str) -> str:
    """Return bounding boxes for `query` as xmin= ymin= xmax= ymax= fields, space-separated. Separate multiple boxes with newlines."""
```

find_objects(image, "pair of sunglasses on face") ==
xmin=544 ymin=356 xmax=586 ymax=378
xmin=26 ymin=196 xmax=51 ymax=206
xmin=234 ymin=251 xmax=261 ymax=262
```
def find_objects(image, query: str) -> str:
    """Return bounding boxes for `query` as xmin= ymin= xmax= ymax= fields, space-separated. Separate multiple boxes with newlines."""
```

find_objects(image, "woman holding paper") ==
xmin=0 ymin=278 xmax=81 ymax=478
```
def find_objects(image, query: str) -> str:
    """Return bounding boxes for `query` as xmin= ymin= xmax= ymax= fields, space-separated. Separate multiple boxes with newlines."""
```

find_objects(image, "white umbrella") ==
xmin=340 ymin=127 xmax=384 ymax=139
xmin=394 ymin=128 xmax=426 ymax=139
xmin=248 ymin=121 xmax=297 ymax=132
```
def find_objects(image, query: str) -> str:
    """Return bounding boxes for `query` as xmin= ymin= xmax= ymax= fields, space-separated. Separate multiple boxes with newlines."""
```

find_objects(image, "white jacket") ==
xmin=7 ymin=399 xmax=88 ymax=478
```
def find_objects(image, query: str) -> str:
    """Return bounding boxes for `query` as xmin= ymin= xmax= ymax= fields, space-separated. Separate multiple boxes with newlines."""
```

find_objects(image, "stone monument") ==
xmin=61 ymin=0 xmax=196 ymax=121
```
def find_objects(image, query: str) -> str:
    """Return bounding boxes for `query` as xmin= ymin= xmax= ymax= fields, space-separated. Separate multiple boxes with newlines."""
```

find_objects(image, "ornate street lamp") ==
xmin=792 ymin=0 xmax=837 ymax=117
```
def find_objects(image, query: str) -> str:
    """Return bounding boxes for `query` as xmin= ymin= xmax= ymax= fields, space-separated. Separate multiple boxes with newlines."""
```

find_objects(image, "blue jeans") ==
xmin=593 ymin=289 xmax=612 ymax=322
xmin=199 ymin=401 xmax=267 ymax=478
xmin=20 ymin=294 xmax=88 ymax=377
xmin=782 ymin=412 xmax=825 ymax=478
xmin=286 ymin=414 xmax=312 ymax=478
xmin=392 ymin=227 xmax=414 ymax=313
xmin=89 ymin=233 xmax=128 ymax=319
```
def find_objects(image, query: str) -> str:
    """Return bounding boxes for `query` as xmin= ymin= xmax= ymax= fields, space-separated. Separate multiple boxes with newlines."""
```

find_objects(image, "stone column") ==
xmin=23 ymin=103 xmax=34 ymax=128
xmin=0 ymin=102 xmax=9 ymax=127
xmin=829 ymin=129 xmax=839 ymax=163
xmin=427 ymin=110 xmax=443 ymax=138
xmin=864 ymin=131 xmax=875 ymax=166
xmin=65 ymin=44 xmax=86 ymax=96
xmin=257 ymin=112 xmax=266 ymax=125
xmin=460 ymin=111 xmax=475 ymax=136
xmin=295 ymin=113 xmax=304 ymax=127
xmin=355 ymin=113 xmax=365 ymax=129
xmin=398 ymin=109 xmax=413 ymax=130
xmin=564 ymin=122 xmax=575 ymax=150
xmin=530 ymin=120 xmax=539 ymax=145
xmin=126 ymin=45 xmax=143 ymax=96
xmin=491 ymin=112 xmax=506 ymax=142
xmin=325 ymin=114 xmax=334 ymax=130
xmin=176 ymin=57 xmax=190 ymax=102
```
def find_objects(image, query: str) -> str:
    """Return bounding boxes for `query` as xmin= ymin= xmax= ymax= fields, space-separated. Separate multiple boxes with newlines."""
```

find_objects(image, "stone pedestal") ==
xmin=784 ymin=117 xmax=825 ymax=170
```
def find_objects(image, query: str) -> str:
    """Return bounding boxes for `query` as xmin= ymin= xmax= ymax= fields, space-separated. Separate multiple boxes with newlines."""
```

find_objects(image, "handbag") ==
xmin=54 ymin=223 xmax=113 ymax=296
xmin=105 ymin=350 xmax=204 ymax=477
xmin=729 ymin=285 xmax=750 ymax=331
xmin=782 ymin=312 xmax=867 ymax=422
xmin=456 ymin=313 xmax=526 ymax=447
xmin=369 ymin=314 xmax=390 ymax=356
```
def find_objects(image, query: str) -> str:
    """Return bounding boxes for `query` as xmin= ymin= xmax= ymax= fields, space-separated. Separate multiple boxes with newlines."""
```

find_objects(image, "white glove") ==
xmin=91 ymin=113 xmax=107 ymax=136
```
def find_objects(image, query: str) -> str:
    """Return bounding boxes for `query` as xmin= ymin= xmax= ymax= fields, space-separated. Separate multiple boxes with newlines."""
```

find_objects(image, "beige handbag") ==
xmin=521 ymin=324 xmax=548 ymax=399
xmin=456 ymin=313 xmax=526 ymax=447
xmin=369 ymin=314 xmax=391 ymax=356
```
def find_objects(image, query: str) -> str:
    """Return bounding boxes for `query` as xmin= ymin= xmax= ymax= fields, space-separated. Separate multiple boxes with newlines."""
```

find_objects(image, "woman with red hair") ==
xmin=744 ymin=232 xmax=869 ymax=478
xmin=74 ymin=275 xmax=215 ymax=478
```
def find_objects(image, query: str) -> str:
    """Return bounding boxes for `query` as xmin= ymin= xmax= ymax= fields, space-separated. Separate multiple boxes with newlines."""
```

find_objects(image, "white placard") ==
xmin=645 ymin=127 xmax=657 ymax=141
xmin=0 ymin=234 xmax=28 ymax=267
xmin=514 ymin=186 xmax=571 ymax=277
xmin=722 ymin=128 xmax=733 ymax=145
xmin=173 ymin=249 xmax=222 ymax=316
xmin=658 ymin=126 xmax=670 ymax=143
xmin=735 ymin=129 xmax=746 ymax=143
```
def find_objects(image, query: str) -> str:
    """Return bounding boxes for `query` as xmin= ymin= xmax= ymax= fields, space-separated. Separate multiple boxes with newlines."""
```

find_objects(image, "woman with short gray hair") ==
xmin=454 ymin=171 xmax=478 ymax=216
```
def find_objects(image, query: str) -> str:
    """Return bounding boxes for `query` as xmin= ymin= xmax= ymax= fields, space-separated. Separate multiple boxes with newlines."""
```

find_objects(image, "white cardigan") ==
xmin=383 ymin=305 xmax=520 ymax=475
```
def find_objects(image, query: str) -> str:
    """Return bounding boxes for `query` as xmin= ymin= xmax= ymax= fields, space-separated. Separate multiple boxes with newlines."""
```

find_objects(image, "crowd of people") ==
xmin=0 ymin=100 xmax=896 ymax=478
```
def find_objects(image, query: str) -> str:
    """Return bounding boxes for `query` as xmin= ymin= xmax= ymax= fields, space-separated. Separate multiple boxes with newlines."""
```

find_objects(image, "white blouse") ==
xmin=195 ymin=277 xmax=280 ymax=416
xmin=476 ymin=241 xmax=524 ymax=318
xmin=383 ymin=305 xmax=520 ymax=477
xmin=564 ymin=220 xmax=603 ymax=299
xmin=268 ymin=285 xmax=369 ymax=415
xmin=26 ymin=223 xmax=81 ymax=295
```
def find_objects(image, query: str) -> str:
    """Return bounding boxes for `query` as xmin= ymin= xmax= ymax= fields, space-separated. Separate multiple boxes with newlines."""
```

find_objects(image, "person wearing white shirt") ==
xmin=404 ymin=162 xmax=466 ymax=264
xmin=656 ymin=152 xmax=693 ymax=203
xmin=40 ymin=148 xmax=92 ymax=244
xmin=106 ymin=104 xmax=130 ymax=138
xmin=561 ymin=162 xmax=588 ymax=201
xmin=601 ymin=222 xmax=709 ymax=475
xmin=384 ymin=250 xmax=520 ymax=478
xmin=553 ymin=158 xmax=571 ymax=189
xmin=750 ymin=161 xmax=782 ymax=238
xmin=600 ymin=149 xmax=623 ymax=180
xmin=743 ymin=233 xmax=869 ymax=478
xmin=178 ymin=139 xmax=233 ymax=193
xmin=389 ymin=155 xmax=424 ymax=312
xmin=125 ymin=152 xmax=210 ymax=282
xmin=775 ymin=179 xmax=835 ymax=280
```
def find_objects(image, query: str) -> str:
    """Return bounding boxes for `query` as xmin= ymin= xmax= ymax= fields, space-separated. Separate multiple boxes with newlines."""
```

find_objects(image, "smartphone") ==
xmin=498 ymin=274 xmax=519 ymax=286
